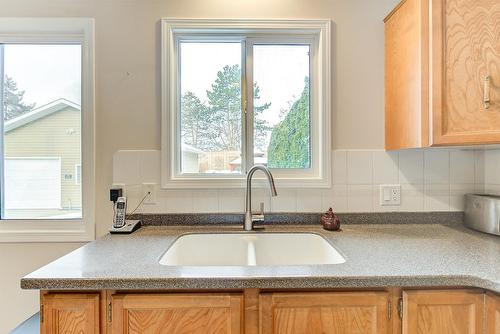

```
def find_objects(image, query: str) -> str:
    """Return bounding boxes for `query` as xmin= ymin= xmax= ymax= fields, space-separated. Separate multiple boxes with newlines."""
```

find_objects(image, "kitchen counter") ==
xmin=21 ymin=224 xmax=500 ymax=293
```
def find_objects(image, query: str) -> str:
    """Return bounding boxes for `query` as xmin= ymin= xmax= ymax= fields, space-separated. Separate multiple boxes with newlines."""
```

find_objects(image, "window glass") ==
xmin=253 ymin=44 xmax=311 ymax=169
xmin=179 ymin=42 xmax=243 ymax=174
xmin=1 ymin=44 xmax=82 ymax=219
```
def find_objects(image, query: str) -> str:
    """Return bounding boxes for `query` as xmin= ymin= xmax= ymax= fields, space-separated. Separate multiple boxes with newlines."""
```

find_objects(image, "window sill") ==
xmin=0 ymin=220 xmax=94 ymax=243
xmin=162 ymin=175 xmax=332 ymax=189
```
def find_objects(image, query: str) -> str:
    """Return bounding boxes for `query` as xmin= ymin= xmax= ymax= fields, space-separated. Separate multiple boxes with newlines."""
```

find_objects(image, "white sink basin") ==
xmin=159 ymin=233 xmax=345 ymax=266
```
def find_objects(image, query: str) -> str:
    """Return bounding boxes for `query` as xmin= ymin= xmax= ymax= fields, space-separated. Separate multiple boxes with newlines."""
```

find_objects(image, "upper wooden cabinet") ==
xmin=402 ymin=289 xmax=484 ymax=334
xmin=385 ymin=0 xmax=500 ymax=150
xmin=111 ymin=293 xmax=243 ymax=334
xmin=259 ymin=291 xmax=390 ymax=334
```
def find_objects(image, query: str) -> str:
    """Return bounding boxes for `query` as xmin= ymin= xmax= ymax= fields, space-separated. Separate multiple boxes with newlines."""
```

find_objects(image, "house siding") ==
xmin=4 ymin=106 xmax=82 ymax=209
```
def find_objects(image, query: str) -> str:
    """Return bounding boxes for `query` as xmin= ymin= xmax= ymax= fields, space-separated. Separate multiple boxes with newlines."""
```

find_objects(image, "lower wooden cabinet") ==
xmin=110 ymin=293 xmax=243 ymax=334
xmin=259 ymin=291 xmax=390 ymax=334
xmin=487 ymin=292 xmax=500 ymax=334
xmin=41 ymin=293 xmax=101 ymax=334
xmin=402 ymin=290 xmax=484 ymax=334
xmin=40 ymin=288 xmax=499 ymax=334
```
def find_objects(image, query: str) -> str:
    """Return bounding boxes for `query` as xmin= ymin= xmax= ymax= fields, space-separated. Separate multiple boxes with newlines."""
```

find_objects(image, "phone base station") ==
xmin=109 ymin=220 xmax=142 ymax=234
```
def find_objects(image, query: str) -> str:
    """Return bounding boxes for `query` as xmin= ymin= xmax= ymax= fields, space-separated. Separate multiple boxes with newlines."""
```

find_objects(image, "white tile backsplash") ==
xmin=424 ymin=184 xmax=450 ymax=211
xmin=399 ymin=150 xmax=424 ymax=184
xmin=332 ymin=150 xmax=347 ymax=184
xmin=270 ymin=189 xmax=297 ymax=212
xmin=400 ymin=183 xmax=424 ymax=212
xmin=347 ymin=184 xmax=373 ymax=212
xmin=424 ymin=150 xmax=450 ymax=184
xmin=347 ymin=151 xmax=373 ymax=184
xmin=113 ymin=148 xmax=488 ymax=213
xmin=450 ymin=150 xmax=475 ymax=184
xmin=372 ymin=150 xmax=399 ymax=184
xmin=322 ymin=185 xmax=348 ymax=212
xmin=296 ymin=189 xmax=323 ymax=212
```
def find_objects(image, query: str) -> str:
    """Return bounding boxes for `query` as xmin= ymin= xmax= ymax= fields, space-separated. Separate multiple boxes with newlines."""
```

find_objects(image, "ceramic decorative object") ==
xmin=321 ymin=207 xmax=341 ymax=231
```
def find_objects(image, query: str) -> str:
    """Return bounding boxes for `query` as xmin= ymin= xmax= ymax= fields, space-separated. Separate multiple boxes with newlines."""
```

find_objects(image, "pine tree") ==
xmin=205 ymin=64 xmax=244 ymax=151
xmin=3 ymin=75 xmax=36 ymax=121
xmin=181 ymin=92 xmax=209 ymax=149
xmin=267 ymin=78 xmax=310 ymax=168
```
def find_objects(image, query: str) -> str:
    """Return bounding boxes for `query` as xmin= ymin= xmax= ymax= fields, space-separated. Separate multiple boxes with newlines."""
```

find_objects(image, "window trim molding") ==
xmin=161 ymin=18 xmax=332 ymax=189
xmin=0 ymin=18 xmax=95 ymax=243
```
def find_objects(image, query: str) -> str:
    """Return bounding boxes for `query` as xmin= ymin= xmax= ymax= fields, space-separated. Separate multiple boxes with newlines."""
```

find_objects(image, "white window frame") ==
xmin=75 ymin=164 xmax=82 ymax=185
xmin=161 ymin=18 xmax=331 ymax=189
xmin=0 ymin=18 xmax=95 ymax=242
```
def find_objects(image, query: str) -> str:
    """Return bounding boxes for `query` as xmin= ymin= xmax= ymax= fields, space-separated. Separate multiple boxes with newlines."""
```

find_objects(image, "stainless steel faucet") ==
xmin=244 ymin=165 xmax=278 ymax=231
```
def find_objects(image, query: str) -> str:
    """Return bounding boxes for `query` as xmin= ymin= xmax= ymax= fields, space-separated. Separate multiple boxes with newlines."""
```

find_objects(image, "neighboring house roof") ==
xmin=182 ymin=143 xmax=204 ymax=155
xmin=4 ymin=98 xmax=80 ymax=133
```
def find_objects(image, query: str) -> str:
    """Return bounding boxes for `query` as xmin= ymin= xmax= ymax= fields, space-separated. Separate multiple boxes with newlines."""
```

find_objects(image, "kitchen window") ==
xmin=161 ymin=19 xmax=331 ymax=188
xmin=0 ymin=18 xmax=95 ymax=242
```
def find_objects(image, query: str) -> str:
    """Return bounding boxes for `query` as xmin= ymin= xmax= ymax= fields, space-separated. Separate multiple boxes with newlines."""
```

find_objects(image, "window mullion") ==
xmin=244 ymin=38 xmax=255 ymax=171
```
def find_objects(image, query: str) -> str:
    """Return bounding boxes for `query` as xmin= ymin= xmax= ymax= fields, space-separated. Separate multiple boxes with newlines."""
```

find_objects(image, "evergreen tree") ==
xmin=181 ymin=91 xmax=209 ymax=149
xmin=180 ymin=64 xmax=270 ymax=152
xmin=3 ymin=75 xmax=35 ymax=121
xmin=267 ymin=78 xmax=310 ymax=168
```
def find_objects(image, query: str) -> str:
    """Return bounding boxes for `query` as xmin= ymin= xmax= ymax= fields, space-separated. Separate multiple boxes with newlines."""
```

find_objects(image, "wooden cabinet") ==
xmin=110 ymin=293 xmax=243 ymax=334
xmin=487 ymin=292 xmax=500 ymax=334
xmin=385 ymin=0 xmax=500 ymax=149
xmin=40 ymin=288 xmax=498 ymax=333
xmin=402 ymin=289 xmax=484 ymax=334
xmin=259 ymin=291 xmax=390 ymax=334
xmin=41 ymin=293 xmax=101 ymax=334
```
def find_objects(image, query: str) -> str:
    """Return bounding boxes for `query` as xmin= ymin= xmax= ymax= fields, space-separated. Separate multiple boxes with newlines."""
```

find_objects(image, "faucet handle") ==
xmin=251 ymin=202 xmax=265 ymax=223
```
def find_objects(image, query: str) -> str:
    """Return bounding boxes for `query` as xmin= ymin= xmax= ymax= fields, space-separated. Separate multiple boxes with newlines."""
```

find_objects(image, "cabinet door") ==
xmin=385 ymin=0 xmax=430 ymax=150
xmin=402 ymin=290 xmax=484 ymax=334
xmin=432 ymin=0 xmax=500 ymax=145
xmin=111 ymin=293 xmax=243 ymax=334
xmin=487 ymin=292 xmax=500 ymax=334
xmin=259 ymin=291 xmax=389 ymax=334
xmin=42 ymin=293 xmax=100 ymax=334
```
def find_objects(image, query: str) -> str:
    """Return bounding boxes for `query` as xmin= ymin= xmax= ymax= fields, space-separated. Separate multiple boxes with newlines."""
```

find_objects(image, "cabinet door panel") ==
xmin=42 ymin=293 xmax=100 ymax=334
xmin=487 ymin=292 xmax=500 ymax=334
xmin=260 ymin=291 xmax=389 ymax=334
xmin=433 ymin=0 xmax=500 ymax=145
xmin=111 ymin=293 xmax=243 ymax=334
xmin=403 ymin=290 xmax=484 ymax=334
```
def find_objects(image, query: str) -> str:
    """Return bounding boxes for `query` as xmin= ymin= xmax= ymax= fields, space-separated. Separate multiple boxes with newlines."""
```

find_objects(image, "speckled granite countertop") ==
xmin=21 ymin=224 xmax=500 ymax=293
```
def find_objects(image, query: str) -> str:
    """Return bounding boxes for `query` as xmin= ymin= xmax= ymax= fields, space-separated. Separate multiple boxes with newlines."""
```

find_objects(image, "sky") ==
xmin=180 ymin=42 xmax=310 ymax=128
xmin=2 ymin=44 xmax=82 ymax=107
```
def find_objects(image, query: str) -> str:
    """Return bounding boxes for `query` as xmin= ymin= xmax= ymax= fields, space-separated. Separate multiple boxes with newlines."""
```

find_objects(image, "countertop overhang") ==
xmin=21 ymin=224 xmax=500 ymax=293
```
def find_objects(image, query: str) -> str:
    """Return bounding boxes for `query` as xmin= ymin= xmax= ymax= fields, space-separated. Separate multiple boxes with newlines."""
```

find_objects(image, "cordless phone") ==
xmin=109 ymin=196 xmax=142 ymax=234
xmin=113 ymin=197 xmax=127 ymax=228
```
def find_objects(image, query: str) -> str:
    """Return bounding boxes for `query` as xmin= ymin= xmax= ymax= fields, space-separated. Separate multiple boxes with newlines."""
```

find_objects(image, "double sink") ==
xmin=159 ymin=232 xmax=346 ymax=266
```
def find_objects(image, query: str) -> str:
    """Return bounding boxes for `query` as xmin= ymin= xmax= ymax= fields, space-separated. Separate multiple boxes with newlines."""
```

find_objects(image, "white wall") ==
xmin=0 ymin=0 xmax=404 ymax=331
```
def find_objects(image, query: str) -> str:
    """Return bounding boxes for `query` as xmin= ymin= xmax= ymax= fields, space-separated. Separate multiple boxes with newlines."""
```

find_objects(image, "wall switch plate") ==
xmin=141 ymin=183 xmax=157 ymax=205
xmin=379 ymin=184 xmax=401 ymax=206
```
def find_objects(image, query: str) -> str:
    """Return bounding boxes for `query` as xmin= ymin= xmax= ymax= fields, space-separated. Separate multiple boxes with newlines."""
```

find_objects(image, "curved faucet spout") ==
xmin=244 ymin=165 xmax=278 ymax=231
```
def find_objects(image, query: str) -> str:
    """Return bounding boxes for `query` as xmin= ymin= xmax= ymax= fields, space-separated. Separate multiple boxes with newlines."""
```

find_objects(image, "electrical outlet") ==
xmin=379 ymin=184 xmax=401 ymax=206
xmin=141 ymin=183 xmax=157 ymax=204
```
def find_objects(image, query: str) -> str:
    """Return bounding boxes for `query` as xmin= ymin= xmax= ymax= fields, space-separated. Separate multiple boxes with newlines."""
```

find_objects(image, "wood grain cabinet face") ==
xmin=259 ymin=291 xmax=390 ymax=334
xmin=41 ymin=293 xmax=100 ymax=334
xmin=385 ymin=0 xmax=500 ymax=149
xmin=111 ymin=293 xmax=243 ymax=334
xmin=432 ymin=0 xmax=500 ymax=145
xmin=487 ymin=292 xmax=500 ymax=334
xmin=402 ymin=290 xmax=484 ymax=334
